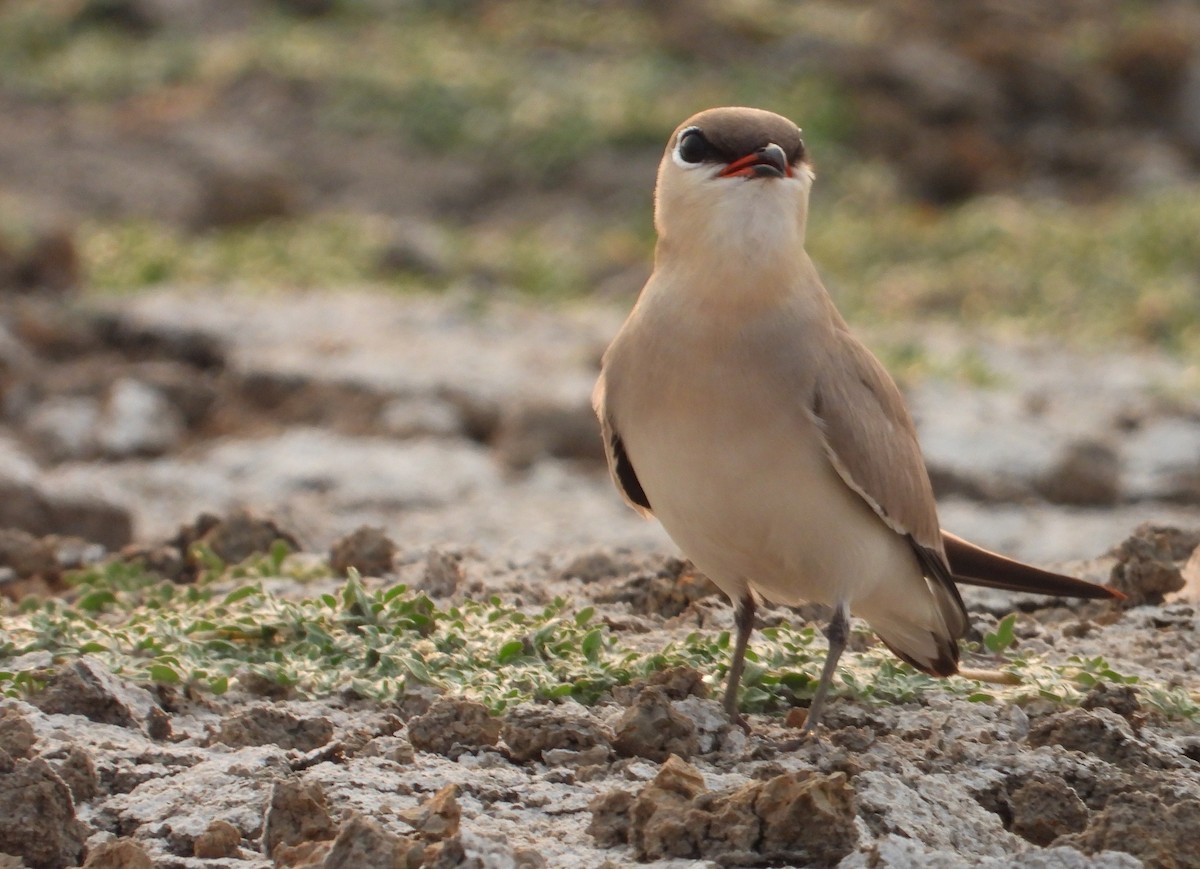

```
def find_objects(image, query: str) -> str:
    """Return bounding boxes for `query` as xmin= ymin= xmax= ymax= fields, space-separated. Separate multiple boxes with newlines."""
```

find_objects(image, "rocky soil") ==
xmin=1 ymin=288 xmax=1199 ymax=868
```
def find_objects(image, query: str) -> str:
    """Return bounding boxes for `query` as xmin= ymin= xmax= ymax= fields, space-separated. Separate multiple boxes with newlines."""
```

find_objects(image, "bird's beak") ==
xmin=718 ymin=143 xmax=792 ymax=179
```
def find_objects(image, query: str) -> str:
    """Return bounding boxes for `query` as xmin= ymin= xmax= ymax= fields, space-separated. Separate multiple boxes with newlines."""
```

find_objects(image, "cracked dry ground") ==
xmin=1 ymin=290 xmax=1200 ymax=868
xmin=2 ymin=527 xmax=1200 ymax=869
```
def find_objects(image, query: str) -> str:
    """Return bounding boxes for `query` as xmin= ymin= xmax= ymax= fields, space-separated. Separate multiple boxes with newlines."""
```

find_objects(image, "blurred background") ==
xmin=2 ymin=0 xmax=1200 ymax=580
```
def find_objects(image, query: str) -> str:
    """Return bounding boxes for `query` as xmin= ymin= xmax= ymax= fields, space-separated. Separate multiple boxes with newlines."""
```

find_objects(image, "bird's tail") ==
xmin=942 ymin=531 xmax=1123 ymax=600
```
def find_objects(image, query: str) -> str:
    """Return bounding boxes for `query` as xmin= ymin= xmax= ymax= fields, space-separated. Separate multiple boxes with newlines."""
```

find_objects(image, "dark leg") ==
xmin=722 ymin=593 xmax=756 ymax=726
xmin=803 ymin=601 xmax=849 ymax=733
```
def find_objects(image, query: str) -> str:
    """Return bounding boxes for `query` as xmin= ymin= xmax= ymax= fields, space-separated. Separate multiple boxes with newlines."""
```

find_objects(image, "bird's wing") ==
xmin=812 ymin=328 xmax=944 ymax=554
xmin=810 ymin=328 xmax=968 ymax=633
xmin=942 ymin=531 xmax=1123 ymax=600
xmin=593 ymin=372 xmax=652 ymax=515
xmin=809 ymin=330 xmax=1120 ymax=605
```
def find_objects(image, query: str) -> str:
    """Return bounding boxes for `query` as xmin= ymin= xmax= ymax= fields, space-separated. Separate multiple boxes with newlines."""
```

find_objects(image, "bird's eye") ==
xmin=676 ymin=127 xmax=713 ymax=164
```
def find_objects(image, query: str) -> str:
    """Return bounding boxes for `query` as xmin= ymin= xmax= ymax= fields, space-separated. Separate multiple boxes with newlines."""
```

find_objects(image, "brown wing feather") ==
xmin=810 ymin=328 xmax=969 ymax=635
xmin=812 ymin=329 xmax=943 ymax=554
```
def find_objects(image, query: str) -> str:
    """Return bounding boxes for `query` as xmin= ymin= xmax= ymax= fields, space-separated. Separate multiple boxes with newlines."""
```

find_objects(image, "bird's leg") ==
xmin=802 ymin=601 xmax=849 ymax=733
xmin=722 ymin=593 xmax=756 ymax=730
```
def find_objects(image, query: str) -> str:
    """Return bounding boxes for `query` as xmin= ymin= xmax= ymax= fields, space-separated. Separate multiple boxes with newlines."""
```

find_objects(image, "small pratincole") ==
xmin=594 ymin=106 xmax=1120 ymax=731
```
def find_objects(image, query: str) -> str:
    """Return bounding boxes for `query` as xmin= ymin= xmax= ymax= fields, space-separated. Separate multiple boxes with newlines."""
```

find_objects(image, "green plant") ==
xmin=3 ymin=560 xmax=1194 ymax=721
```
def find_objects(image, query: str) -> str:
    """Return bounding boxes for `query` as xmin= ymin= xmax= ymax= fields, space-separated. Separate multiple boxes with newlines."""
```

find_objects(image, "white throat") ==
xmin=655 ymin=167 xmax=815 ymax=285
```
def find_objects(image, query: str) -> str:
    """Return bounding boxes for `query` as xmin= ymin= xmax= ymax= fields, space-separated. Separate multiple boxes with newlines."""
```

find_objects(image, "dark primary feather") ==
xmin=908 ymin=536 xmax=968 ymax=628
xmin=879 ymin=635 xmax=960 ymax=678
xmin=594 ymin=372 xmax=652 ymax=515
xmin=612 ymin=431 xmax=650 ymax=511
xmin=898 ymin=536 xmax=966 ymax=676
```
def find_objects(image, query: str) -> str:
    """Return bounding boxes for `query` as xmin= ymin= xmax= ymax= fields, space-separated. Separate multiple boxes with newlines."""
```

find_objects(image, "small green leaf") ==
xmin=268 ymin=538 xmax=291 ymax=573
xmin=403 ymin=656 xmax=431 ymax=682
xmin=77 ymin=590 xmax=117 ymax=612
xmin=381 ymin=584 xmax=409 ymax=604
xmin=147 ymin=663 xmax=181 ymax=684
xmin=779 ymin=671 xmax=814 ymax=691
xmin=223 ymin=585 xmax=262 ymax=605
xmin=581 ymin=628 xmax=603 ymax=662
xmin=984 ymin=613 xmax=1018 ymax=654
xmin=497 ymin=640 xmax=526 ymax=663
xmin=190 ymin=542 xmax=226 ymax=575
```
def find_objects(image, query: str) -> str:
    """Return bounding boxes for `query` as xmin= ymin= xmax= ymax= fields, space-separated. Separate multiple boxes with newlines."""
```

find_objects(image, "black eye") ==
xmin=677 ymin=127 xmax=713 ymax=164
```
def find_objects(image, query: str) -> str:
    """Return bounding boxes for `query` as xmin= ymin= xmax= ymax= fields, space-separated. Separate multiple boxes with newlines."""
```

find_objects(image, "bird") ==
xmin=593 ymin=106 xmax=1121 ymax=732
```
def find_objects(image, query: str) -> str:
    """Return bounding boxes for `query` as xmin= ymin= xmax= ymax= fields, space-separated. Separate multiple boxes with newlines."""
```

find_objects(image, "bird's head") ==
xmin=653 ymin=107 xmax=813 ymax=264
